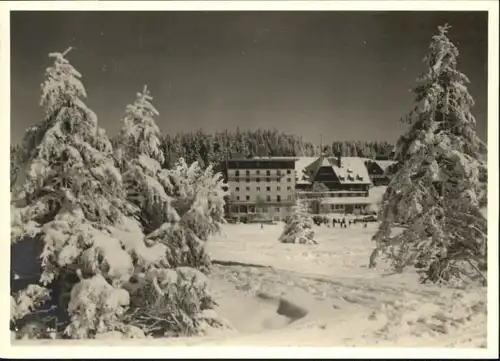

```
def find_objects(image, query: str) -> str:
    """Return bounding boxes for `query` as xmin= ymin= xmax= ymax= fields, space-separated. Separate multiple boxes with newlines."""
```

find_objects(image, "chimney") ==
xmin=337 ymin=153 xmax=342 ymax=168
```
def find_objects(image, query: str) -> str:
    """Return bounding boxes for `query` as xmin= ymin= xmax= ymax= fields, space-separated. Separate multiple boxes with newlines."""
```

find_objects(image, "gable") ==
xmin=314 ymin=166 xmax=340 ymax=183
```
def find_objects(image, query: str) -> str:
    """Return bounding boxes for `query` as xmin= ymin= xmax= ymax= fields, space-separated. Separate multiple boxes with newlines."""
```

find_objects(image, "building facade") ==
xmin=224 ymin=157 xmax=297 ymax=221
xmin=296 ymin=154 xmax=373 ymax=214
xmin=221 ymin=153 xmax=394 ymax=219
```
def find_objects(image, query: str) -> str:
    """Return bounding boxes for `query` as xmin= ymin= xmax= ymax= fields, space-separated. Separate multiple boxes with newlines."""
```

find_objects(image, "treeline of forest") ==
xmin=11 ymin=127 xmax=392 ymax=176
xmin=152 ymin=128 xmax=391 ymax=168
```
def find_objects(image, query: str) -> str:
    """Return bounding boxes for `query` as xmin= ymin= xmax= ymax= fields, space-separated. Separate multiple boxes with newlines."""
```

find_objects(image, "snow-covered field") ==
xmin=201 ymin=223 xmax=488 ymax=347
xmin=14 ymin=222 xmax=488 ymax=349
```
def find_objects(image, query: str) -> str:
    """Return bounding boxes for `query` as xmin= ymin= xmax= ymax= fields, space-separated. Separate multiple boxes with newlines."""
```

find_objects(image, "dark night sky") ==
xmin=10 ymin=11 xmax=488 ymax=145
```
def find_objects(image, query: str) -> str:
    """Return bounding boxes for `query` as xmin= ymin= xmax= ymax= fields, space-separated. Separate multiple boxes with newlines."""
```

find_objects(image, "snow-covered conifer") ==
xmin=10 ymin=49 xmax=157 ymax=339
xmin=154 ymin=158 xmax=229 ymax=273
xmin=114 ymin=86 xmax=176 ymax=232
xmin=371 ymin=25 xmax=487 ymax=285
xmin=114 ymin=89 xmax=230 ymax=336
xmin=279 ymin=201 xmax=317 ymax=245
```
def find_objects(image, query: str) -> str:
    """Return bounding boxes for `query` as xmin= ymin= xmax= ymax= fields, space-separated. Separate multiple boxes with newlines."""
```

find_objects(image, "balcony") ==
xmin=296 ymin=190 xmax=369 ymax=199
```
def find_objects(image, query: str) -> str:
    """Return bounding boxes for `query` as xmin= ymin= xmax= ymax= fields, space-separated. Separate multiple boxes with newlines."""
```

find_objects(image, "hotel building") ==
xmin=221 ymin=153 xmax=390 ymax=219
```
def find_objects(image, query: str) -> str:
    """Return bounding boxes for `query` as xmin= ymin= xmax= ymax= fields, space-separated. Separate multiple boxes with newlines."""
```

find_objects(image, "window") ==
xmin=277 ymin=170 xmax=282 ymax=176
xmin=235 ymin=179 xmax=240 ymax=183
xmin=246 ymin=195 xmax=250 ymax=201
xmin=287 ymin=186 xmax=292 ymax=191
xmin=246 ymin=178 xmax=250 ymax=183
xmin=246 ymin=187 xmax=250 ymax=191
xmin=288 ymin=170 xmax=292 ymax=174
xmin=287 ymin=195 xmax=292 ymax=201
xmin=256 ymin=178 xmax=260 ymax=182
xmin=266 ymin=178 xmax=271 ymax=182
xmin=266 ymin=170 xmax=270 ymax=176
xmin=276 ymin=207 xmax=280 ymax=212
xmin=236 ymin=171 xmax=241 ymax=177
xmin=235 ymin=187 xmax=240 ymax=191
xmin=277 ymin=195 xmax=281 ymax=202
xmin=246 ymin=170 xmax=250 ymax=176
xmin=236 ymin=196 xmax=240 ymax=200
xmin=266 ymin=186 xmax=271 ymax=192
xmin=277 ymin=186 xmax=281 ymax=191
xmin=287 ymin=178 xmax=292 ymax=182
xmin=256 ymin=170 xmax=260 ymax=175
xmin=256 ymin=187 xmax=261 ymax=191
xmin=266 ymin=195 xmax=271 ymax=201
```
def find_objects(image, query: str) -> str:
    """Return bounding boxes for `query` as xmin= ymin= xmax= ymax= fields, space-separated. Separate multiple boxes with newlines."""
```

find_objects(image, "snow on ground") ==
xmin=198 ymin=223 xmax=487 ymax=347
xmin=209 ymin=222 xmax=383 ymax=278
xmin=13 ymin=221 xmax=487 ymax=348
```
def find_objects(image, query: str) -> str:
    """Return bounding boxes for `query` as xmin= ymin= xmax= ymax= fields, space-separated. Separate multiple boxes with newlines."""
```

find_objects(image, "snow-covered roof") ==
xmin=322 ymin=197 xmax=372 ymax=205
xmin=327 ymin=157 xmax=371 ymax=184
xmin=291 ymin=157 xmax=319 ymax=182
xmin=374 ymin=160 xmax=397 ymax=172
xmin=293 ymin=157 xmax=318 ymax=175
xmin=248 ymin=155 xmax=372 ymax=185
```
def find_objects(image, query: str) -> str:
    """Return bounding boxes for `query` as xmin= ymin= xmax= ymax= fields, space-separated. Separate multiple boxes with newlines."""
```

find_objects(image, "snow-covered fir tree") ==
xmin=114 ymin=85 xmax=175 ymax=233
xmin=153 ymin=158 xmax=228 ymax=273
xmin=371 ymin=24 xmax=488 ymax=285
xmin=11 ymin=49 xmax=163 ymax=339
xmin=279 ymin=201 xmax=317 ymax=245
xmin=114 ymin=87 xmax=231 ymax=336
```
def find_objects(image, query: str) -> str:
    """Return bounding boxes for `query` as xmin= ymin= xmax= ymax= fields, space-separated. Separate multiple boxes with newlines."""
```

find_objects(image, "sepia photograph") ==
xmin=1 ymin=1 xmax=498 ymax=359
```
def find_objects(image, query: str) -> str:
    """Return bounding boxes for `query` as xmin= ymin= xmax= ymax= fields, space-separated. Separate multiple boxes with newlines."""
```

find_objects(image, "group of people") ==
xmin=314 ymin=216 xmax=368 ymax=228
xmin=332 ymin=218 xmax=367 ymax=228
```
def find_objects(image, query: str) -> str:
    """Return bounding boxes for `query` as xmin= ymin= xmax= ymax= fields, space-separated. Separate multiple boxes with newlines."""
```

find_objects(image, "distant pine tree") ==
xmin=371 ymin=25 xmax=487 ymax=286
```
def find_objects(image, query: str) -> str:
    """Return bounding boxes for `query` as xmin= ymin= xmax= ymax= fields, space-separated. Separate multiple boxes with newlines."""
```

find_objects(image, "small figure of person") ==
xmin=261 ymin=223 xmax=264 ymax=230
